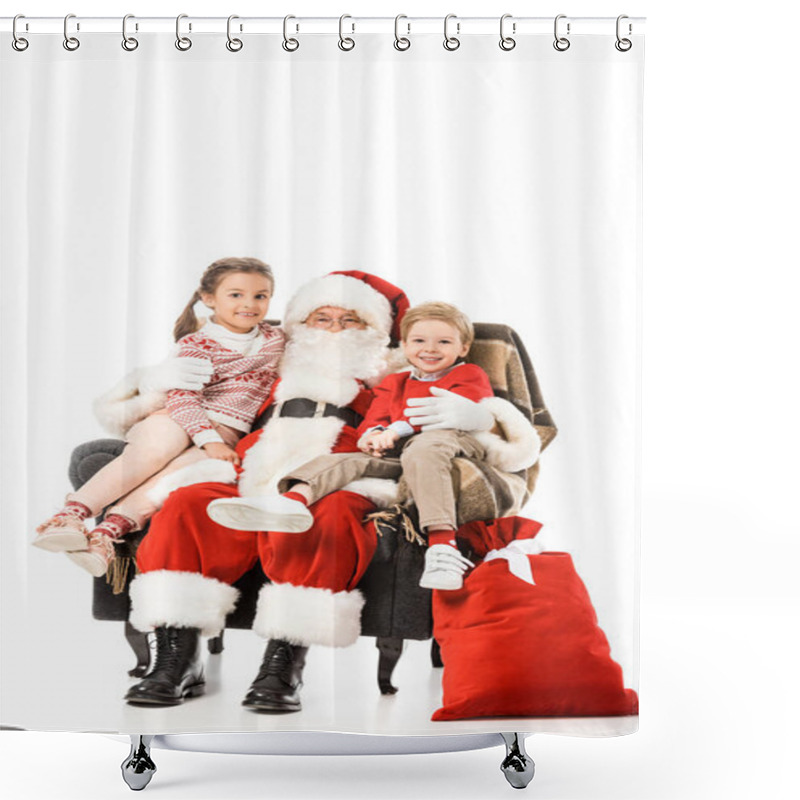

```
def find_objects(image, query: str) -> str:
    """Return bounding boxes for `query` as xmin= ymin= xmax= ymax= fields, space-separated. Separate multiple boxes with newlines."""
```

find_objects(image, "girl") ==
xmin=33 ymin=257 xmax=285 ymax=577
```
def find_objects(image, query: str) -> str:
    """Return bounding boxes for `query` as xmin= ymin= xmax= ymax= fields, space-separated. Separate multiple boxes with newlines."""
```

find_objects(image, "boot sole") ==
xmin=241 ymin=699 xmax=301 ymax=713
xmin=125 ymin=681 xmax=206 ymax=706
xmin=207 ymin=498 xmax=312 ymax=533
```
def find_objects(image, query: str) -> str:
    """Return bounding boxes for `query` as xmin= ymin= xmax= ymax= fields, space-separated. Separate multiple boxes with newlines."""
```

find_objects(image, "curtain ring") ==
xmin=338 ymin=14 xmax=355 ymax=51
xmin=394 ymin=15 xmax=411 ymax=51
xmin=226 ymin=15 xmax=243 ymax=52
xmin=63 ymin=14 xmax=80 ymax=51
xmin=443 ymin=14 xmax=460 ymax=51
xmin=175 ymin=14 xmax=192 ymax=51
xmin=122 ymin=14 xmax=139 ymax=51
xmin=283 ymin=15 xmax=299 ymax=52
xmin=553 ymin=14 xmax=570 ymax=51
xmin=499 ymin=14 xmax=516 ymax=51
xmin=615 ymin=15 xmax=632 ymax=52
xmin=12 ymin=15 xmax=29 ymax=52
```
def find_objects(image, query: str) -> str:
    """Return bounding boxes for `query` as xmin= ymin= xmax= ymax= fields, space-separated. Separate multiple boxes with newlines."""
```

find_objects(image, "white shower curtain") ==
xmin=0 ymin=19 xmax=643 ymax=737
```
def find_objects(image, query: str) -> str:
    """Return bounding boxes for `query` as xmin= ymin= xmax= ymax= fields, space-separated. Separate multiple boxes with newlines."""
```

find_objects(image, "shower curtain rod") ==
xmin=1 ymin=16 xmax=645 ymax=36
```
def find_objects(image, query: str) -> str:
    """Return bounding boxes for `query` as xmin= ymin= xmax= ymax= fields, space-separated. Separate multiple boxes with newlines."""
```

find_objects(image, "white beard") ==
xmin=275 ymin=325 xmax=390 ymax=407
xmin=238 ymin=324 xmax=390 ymax=497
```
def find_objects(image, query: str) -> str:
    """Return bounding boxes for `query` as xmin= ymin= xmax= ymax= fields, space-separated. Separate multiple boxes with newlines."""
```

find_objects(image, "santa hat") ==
xmin=283 ymin=271 xmax=410 ymax=346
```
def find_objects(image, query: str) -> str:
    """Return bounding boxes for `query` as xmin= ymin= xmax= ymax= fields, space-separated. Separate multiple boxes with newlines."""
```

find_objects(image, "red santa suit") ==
xmin=129 ymin=272 xmax=408 ymax=647
xmin=132 ymin=389 xmax=379 ymax=646
xmin=126 ymin=271 xmax=541 ymax=649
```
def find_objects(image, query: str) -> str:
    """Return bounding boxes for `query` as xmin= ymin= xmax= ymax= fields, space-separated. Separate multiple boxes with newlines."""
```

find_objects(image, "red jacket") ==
xmin=357 ymin=362 xmax=493 ymax=437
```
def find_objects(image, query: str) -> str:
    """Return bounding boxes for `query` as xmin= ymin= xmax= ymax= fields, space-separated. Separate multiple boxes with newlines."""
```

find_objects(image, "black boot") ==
xmin=125 ymin=627 xmax=205 ymax=706
xmin=242 ymin=639 xmax=308 ymax=713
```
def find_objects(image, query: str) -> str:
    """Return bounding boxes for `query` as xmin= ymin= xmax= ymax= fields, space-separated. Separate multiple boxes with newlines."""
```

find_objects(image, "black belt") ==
xmin=255 ymin=397 xmax=363 ymax=431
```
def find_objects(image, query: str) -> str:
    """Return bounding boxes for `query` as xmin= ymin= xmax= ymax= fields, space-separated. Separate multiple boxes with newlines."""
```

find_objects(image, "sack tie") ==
xmin=484 ymin=539 xmax=544 ymax=585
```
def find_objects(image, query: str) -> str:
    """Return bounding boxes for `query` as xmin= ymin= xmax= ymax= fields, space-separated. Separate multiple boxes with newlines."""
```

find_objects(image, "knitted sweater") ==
xmin=166 ymin=320 xmax=285 ymax=447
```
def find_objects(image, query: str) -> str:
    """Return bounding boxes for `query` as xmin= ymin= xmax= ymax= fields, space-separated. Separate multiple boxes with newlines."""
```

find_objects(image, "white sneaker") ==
xmin=207 ymin=495 xmax=314 ymax=533
xmin=32 ymin=513 xmax=89 ymax=552
xmin=418 ymin=544 xmax=474 ymax=591
xmin=66 ymin=530 xmax=116 ymax=577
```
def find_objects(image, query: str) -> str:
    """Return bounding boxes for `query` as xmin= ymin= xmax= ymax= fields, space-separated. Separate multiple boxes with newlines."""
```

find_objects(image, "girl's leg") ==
xmin=34 ymin=412 xmax=189 ymax=554
xmin=67 ymin=422 xmax=244 ymax=577
xmin=68 ymin=411 xmax=192 ymax=516
xmin=109 ymin=420 xmax=243 ymax=529
xmin=106 ymin=446 xmax=208 ymax=530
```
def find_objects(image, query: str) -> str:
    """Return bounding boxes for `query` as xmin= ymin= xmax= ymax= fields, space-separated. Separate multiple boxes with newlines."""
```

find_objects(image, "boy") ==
xmin=241 ymin=301 xmax=494 ymax=590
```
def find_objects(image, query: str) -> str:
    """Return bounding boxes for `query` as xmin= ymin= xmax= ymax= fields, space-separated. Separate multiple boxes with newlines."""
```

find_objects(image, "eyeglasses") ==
xmin=306 ymin=312 xmax=366 ymax=330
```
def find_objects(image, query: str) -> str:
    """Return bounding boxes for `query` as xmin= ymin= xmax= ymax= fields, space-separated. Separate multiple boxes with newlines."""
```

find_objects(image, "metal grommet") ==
xmin=175 ymin=14 xmax=192 ymax=51
xmin=226 ymin=15 xmax=243 ymax=52
xmin=282 ymin=15 xmax=299 ymax=52
xmin=499 ymin=13 xmax=516 ymax=51
xmin=338 ymin=14 xmax=355 ymax=51
xmin=12 ymin=15 xmax=29 ymax=51
xmin=553 ymin=14 xmax=570 ymax=52
xmin=63 ymin=13 xmax=80 ymax=51
xmin=443 ymin=14 xmax=460 ymax=51
xmin=615 ymin=15 xmax=632 ymax=52
xmin=122 ymin=14 xmax=139 ymax=51
xmin=394 ymin=14 xmax=411 ymax=51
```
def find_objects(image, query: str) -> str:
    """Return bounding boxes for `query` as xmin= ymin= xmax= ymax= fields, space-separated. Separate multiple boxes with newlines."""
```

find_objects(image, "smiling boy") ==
xmin=243 ymin=301 xmax=495 ymax=591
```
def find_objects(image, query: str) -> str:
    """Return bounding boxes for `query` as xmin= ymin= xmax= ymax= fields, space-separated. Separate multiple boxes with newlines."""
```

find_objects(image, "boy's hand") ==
xmin=361 ymin=429 xmax=400 ymax=457
xmin=202 ymin=442 xmax=241 ymax=466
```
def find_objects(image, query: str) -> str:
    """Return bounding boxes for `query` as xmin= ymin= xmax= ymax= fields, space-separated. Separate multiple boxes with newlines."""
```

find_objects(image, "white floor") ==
xmin=0 ymin=620 xmax=635 ymax=737
xmin=1 ymin=595 xmax=795 ymax=799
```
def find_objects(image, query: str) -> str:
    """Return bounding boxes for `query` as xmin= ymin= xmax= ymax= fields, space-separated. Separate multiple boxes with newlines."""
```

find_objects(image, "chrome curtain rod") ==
xmin=2 ymin=15 xmax=645 ymax=36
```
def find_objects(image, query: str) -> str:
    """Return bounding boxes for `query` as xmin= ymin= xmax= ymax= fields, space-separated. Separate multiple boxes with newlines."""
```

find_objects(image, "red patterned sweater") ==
xmin=166 ymin=320 xmax=285 ymax=447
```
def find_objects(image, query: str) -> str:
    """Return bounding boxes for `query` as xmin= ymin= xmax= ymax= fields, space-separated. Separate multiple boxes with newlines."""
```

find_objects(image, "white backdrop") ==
xmin=1 ymin=0 xmax=799 ymax=799
xmin=1 ymin=11 xmax=641 ymax=737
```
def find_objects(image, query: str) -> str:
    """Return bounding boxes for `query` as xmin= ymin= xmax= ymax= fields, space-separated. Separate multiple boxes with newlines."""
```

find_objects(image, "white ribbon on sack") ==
xmin=483 ymin=539 xmax=545 ymax=585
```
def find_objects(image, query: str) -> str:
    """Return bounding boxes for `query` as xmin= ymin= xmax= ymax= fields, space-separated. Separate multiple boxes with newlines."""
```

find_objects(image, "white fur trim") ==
xmin=238 ymin=416 xmax=345 ymax=497
xmin=252 ymin=582 xmax=365 ymax=648
xmin=283 ymin=274 xmax=393 ymax=338
xmin=92 ymin=369 xmax=166 ymax=438
xmin=340 ymin=477 xmax=400 ymax=508
xmin=129 ymin=570 xmax=240 ymax=637
xmin=473 ymin=396 xmax=542 ymax=473
xmin=146 ymin=460 xmax=238 ymax=509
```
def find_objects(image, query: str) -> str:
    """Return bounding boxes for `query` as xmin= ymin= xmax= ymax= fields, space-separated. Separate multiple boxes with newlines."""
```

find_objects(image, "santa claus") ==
xmin=123 ymin=271 xmax=540 ymax=712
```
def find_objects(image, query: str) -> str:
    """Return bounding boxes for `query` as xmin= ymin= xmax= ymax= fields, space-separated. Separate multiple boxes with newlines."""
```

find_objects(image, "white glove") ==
xmin=138 ymin=356 xmax=213 ymax=393
xmin=404 ymin=387 xmax=494 ymax=432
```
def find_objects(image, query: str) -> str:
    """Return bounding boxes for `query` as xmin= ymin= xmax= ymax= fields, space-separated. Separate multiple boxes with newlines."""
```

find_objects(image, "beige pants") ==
xmin=69 ymin=409 xmax=241 ymax=529
xmin=281 ymin=429 xmax=486 ymax=531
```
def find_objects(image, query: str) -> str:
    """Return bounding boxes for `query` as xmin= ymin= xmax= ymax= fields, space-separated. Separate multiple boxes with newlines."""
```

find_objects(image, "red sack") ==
xmin=432 ymin=544 xmax=638 ymax=721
